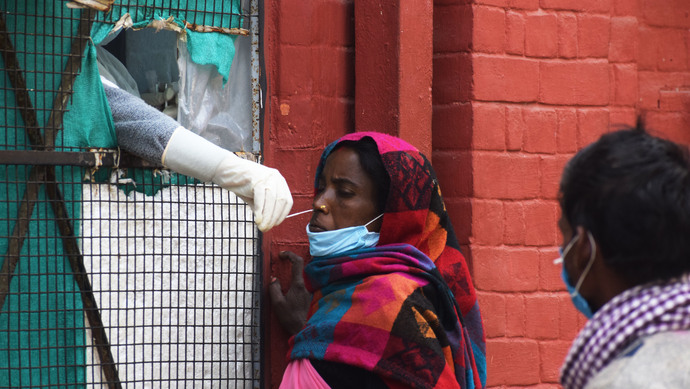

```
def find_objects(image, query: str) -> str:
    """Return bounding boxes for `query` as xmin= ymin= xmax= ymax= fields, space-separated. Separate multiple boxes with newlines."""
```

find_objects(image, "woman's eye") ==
xmin=337 ymin=189 xmax=355 ymax=198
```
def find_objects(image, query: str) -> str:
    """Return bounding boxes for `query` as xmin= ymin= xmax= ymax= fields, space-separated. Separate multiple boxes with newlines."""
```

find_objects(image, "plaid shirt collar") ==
xmin=560 ymin=272 xmax=690 ymax=389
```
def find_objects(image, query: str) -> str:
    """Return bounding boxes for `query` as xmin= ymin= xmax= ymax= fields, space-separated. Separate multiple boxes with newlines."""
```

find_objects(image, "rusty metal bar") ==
xmin=0 ymin=166 xmax=46 ymax=308
xmin=42 ymin=10 xmax=122 ymax=388
xmin=0 ymin=150 xmax=162 ymax=168
xmin=65 ymin=0 xmax=115 ymax=13
xmin=0 ymin=9 xmax=122 ymax=388
xmin=0 ymin=13 xmax=46 ymax=149
xmin=44 ymin=9 xmax=96 ymax=148
xmin=251 ymin=0 xmax=261 ymax=154
xmin=45 ymin=167 xmax=122 ymax=389
xmin=0 ymin=12 xmax=48 ymax=309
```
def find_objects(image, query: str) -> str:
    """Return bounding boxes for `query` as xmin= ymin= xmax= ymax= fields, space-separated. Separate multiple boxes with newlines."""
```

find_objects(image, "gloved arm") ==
xmin=104 ymin=77 xmax=177 ymax=163
xmin=105 ymin=78 xmax=293 ymax=231
xmin=161 ymin=127 xmax=292 ymax=232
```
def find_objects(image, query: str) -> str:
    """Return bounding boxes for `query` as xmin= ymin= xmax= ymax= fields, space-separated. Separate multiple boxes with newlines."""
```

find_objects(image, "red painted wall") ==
xmin=262 ymin=0 xmax=356 ymax=386
xmin=433 ymin=0 xmax=690 ymax=387
xmin=263 ymin=0 xmax=690 ymax=387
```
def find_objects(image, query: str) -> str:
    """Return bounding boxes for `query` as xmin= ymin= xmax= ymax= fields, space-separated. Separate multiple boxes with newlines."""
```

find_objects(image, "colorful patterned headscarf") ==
xmin=288 ymin=132 xmax=486 ymax=388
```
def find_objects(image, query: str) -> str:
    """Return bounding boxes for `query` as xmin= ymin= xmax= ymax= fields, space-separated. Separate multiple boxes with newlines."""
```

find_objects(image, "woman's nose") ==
xmin=313 ymin=192 xmax=330 ymax=213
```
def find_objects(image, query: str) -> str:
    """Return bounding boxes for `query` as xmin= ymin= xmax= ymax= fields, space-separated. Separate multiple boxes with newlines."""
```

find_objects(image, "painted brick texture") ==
xmin=264 ymin=0 xmax=690 ymax=387
xmin=431 ymin=0 xmax=690 ymax=388
xmin=264 ymin=0 xmax=355 ymax=386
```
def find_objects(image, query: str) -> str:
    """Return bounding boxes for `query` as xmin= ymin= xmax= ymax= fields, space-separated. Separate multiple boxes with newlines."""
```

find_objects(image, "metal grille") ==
xmin=93 ymin=0 xmax=251 ymax=34
xmin=0 ymin=1 xmax=262 ymax=388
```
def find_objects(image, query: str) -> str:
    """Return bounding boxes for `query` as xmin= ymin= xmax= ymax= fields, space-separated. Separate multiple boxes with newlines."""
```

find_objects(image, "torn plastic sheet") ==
xmin=176 ymin=35 xmax=252 ymax=152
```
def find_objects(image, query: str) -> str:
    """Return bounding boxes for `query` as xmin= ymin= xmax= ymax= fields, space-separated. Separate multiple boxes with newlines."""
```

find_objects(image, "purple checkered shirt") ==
xmin=560 ymin=272 xmax=690 ymax=389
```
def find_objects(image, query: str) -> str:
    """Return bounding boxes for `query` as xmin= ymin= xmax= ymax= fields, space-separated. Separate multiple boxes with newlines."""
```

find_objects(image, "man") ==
xmin=555 ymin=123 xmax=690 ymax=388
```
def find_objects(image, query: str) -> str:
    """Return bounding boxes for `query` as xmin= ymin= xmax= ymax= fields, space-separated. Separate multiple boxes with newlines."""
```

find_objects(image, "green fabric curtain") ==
xmin=92 ymin=0 xmax=240 ymax=85
xmin=0 ymin=1 xmax=92 ymax=386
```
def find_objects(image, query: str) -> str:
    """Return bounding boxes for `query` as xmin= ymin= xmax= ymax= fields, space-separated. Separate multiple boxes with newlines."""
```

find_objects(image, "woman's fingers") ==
xmin=268 ymin=277 xmax=285 ymax=306
xmin=269 ymin=251 xmax=312 ymax=335
xmin=281 ymin=251 xmax=305 ymax=287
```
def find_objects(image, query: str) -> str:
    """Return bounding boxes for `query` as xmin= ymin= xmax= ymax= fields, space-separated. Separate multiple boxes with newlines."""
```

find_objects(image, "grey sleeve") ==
xmin=585 ymin=331 xmax=690 ymax=389
xmin=104 ymin=83 xmax=178 ymax=164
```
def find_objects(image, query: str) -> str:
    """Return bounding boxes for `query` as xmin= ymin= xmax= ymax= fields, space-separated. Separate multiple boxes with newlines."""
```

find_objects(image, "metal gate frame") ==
xmin=0 ymin=1 xmax=264 ymax=387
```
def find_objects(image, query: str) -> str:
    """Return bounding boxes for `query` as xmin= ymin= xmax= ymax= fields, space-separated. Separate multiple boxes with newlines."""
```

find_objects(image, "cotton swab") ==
xmin=285 ymin=209 xmax=313 ymax=219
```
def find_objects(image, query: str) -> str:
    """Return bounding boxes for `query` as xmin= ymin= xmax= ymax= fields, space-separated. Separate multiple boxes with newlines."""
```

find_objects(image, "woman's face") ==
xmin=309 ymin=147 xmax=382 ymax=232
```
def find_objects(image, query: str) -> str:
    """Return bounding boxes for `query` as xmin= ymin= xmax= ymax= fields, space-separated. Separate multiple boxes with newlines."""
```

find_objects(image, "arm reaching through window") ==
xmin=104 ymin=78 xmax=293 ymax=232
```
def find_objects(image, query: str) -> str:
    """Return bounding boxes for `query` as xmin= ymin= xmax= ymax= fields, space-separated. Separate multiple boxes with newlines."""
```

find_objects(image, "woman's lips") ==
xmin=309 ymin=221 xmax=327 ymax=232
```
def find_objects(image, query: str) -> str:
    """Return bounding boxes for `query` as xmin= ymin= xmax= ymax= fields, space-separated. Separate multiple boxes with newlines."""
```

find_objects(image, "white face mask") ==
xmin=306 ymin=214 xmax=384 ymax=257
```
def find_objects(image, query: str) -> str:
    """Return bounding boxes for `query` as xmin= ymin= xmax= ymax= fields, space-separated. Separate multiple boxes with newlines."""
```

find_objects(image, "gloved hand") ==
xmin=212 ymin=153 xmax=293 ymax=231
xmin=162 ymin=127 xmax=293 ymax=232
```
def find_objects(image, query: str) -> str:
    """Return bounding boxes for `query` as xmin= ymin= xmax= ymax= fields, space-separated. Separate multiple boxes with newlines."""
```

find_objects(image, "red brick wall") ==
xmin=432 ymin=0 xmax=690 ymax=388
xmin=264 ymin=0 xmax=690 ymax=387
xmin=262 ymin=0 xmax=355 ymax=386
xmin=637 ymin=0 xmax=690 ymax=144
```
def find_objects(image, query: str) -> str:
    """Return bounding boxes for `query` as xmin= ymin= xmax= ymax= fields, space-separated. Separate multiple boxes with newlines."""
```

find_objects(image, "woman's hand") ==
xmin=268 ymin=251 xmax=312 ymax=336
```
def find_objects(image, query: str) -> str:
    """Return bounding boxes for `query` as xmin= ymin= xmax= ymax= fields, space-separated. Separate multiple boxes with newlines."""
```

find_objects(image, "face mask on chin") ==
xmin=554 ymin=231 xmax=597 ymax=318
xmin=307 ymin=214 xmax=384 ymax=258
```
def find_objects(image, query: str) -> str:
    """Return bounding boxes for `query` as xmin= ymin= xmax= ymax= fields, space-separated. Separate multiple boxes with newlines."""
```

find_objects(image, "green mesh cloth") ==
xmin=93 ymin=0 xmax=240 ymax=84
xmin=0 ymin=0 xmax=240 ymax=386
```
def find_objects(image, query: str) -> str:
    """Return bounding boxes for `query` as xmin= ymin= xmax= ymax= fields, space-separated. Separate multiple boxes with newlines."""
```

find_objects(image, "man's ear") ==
xmin=572 ymin=225 xmax=594 ymax=271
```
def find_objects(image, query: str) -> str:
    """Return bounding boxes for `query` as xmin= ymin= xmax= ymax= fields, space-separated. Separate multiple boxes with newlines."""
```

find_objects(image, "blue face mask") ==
xmin=555 ymin=232 xmax=597 ymax=318
xmin=307 ymin=214 xmax=384 ymax=257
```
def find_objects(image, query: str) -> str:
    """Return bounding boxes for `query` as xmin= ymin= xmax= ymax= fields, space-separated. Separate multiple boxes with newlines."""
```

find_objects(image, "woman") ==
xmin=556 ymin=126 xmax=690 ymax=389
xmin=270 ymin=132 xmax=486 ymax=388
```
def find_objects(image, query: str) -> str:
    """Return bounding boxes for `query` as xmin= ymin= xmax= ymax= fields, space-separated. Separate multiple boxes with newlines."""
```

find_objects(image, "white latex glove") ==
xmin=162 ymin=127 xmax=293 ymax=232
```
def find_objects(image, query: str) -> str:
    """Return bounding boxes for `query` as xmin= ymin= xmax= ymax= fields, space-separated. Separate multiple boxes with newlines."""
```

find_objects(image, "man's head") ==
xmin=559 ymin=124 xmax=690 ymax=287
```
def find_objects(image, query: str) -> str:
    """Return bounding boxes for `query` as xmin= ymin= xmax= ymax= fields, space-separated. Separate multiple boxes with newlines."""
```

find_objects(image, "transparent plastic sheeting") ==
xmin=177 ymin=35 xmax=253 ymax=152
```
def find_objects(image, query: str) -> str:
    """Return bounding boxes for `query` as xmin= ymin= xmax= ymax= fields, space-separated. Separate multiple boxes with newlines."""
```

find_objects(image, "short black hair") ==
xmin=333 ymin=137 xmax=390 ymax=214
xmin=559 ymin=123 xmax=690 ymax=285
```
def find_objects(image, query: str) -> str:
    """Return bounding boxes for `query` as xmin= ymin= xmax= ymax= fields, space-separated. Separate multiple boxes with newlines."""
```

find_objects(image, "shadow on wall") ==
xmin=431 ymin=1 xmax=474 ymax=268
